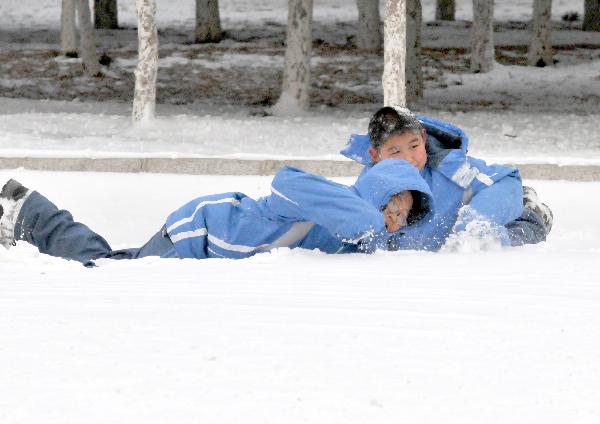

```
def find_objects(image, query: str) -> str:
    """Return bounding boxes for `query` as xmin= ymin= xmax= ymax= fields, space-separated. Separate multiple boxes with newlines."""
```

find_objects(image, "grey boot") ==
xmin=522 ymin=186 xmax=553 ymax=235
xmin=0 ymin=179 xmax=31 ymax=248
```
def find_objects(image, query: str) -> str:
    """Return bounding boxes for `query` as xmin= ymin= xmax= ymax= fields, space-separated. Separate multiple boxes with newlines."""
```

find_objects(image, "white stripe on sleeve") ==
xmin=166 ymin=197 xmax=240 ymax=233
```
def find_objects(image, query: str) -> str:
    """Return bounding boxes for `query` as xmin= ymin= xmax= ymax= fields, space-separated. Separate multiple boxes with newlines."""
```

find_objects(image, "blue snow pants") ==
xmin=15 ymin=191 xmax=179 ymax=266
xmin=506 ymin=208 xmax=547 ymax=246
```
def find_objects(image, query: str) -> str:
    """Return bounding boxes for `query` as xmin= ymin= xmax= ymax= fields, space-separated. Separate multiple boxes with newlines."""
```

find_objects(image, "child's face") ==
xmin=368 ymin=129 xmax=427 ymax=170
xmin=384 ymin=191 xmax=414 ymax=232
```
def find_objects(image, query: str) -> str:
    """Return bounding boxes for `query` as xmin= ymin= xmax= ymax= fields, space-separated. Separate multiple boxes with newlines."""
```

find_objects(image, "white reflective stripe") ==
xmin=207 ymin=234 xmax=271 ymax=253
xmin=271 ymin=185 xmax=299 ymax=206
xmin=169 ymin=228 xmax=208 ymax=243
xmin=207 ymin=246 xmax=225 ymax=258
xmin=166 ymin=197 xmax=240 ymax=233
xmin=451 ymin=162 xmax=479 ymax=188
xmin=475 ymin=172 xmax=494 ymax=186
xmin=257 ymin=221 xmax=315 ymax=251
xmin=172 ymin=220 xmax=314 ymax=255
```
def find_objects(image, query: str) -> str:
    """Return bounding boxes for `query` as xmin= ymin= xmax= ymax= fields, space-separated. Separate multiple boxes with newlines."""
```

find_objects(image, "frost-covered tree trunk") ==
xmin=383 ymin=0 xmax=407 ymax=106
xmin=95 ymin=0 xmax=119 ymax=29
xmin=195 ymin=0 xmax=222 ymax=43
xmin=272 ymin=0 xmax=313 ymax=114
xmin=61 ymin=0 xmax=78 ymax=56
xmin=76 ymin=0 xmax=101 ymax=75
xmin=527 ymin=0 xmax=553 ymax=66
xmin=583 ymin=0 xmax=600 ymax=31
xmin=470 ymin=0 xmax=494 ymax=73
xmin=435 ymin=0 xmax=455 ymax=21
xmin=132 ymin=0 xmax=159 ymax=122
xmin=406 ymin=0 xmax=423 ymax=104
xmin=356 ymin=0 xmax=382 ymax=51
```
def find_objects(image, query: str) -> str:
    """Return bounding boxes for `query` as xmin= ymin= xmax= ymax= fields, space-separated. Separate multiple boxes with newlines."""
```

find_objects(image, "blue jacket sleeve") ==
xmin=435 ymin=150 xmax=523 ymax=225
xmin=266 ymin=166 xmax=386 ymax=243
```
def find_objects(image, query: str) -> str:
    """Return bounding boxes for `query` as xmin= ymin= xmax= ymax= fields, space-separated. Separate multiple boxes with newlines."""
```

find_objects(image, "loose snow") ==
xmin=1 ymin=170 xmax=600 ymax=424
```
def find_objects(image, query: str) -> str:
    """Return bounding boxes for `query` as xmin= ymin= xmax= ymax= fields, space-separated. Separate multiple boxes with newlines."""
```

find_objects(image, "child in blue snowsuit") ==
xmin=341 ymin=106 xmax=553 ymax=250
xmin=0 ymin=159 xmax=433 ymax=265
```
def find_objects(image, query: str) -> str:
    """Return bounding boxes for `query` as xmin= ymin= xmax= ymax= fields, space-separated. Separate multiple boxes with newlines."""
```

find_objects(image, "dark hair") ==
xmin=368 ymin=106 xmax=423 ymax=151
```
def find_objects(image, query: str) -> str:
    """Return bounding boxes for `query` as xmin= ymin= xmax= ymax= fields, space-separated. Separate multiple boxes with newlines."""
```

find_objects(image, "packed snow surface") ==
xmin=2 ymin=170 xmax=600 ymax=423
xmin=1 ymin=98 xmax=599 ymax=165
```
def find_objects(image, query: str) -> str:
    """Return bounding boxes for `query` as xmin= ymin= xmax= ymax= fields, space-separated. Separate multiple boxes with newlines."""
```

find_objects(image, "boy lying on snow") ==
xmin=341 ymin=106 xmax=553 ymax=250
xmin=0 ymin=159 xmax=433 ymax=266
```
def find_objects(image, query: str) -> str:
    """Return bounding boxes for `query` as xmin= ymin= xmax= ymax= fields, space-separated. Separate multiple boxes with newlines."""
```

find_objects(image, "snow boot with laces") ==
xmin=0 ymin=179 xmax=31 ymax=248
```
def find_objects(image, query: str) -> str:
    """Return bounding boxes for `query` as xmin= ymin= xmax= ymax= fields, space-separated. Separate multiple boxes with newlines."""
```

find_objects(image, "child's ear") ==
xmin=421 ymin=128 xmax=427 ymax=143
xmin=368 ymin=147 xmax=379 ymax=163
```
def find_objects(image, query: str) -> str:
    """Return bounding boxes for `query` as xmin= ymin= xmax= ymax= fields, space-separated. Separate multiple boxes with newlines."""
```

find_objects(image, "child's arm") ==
xmin=266 ymin=166 xmax=386 ymax=243
xmin=435 ymin=150 xmax=523 ymax=225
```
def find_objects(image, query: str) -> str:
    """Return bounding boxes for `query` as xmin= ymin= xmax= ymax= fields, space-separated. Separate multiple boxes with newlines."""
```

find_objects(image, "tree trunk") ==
xmin=383 ymin=0 xmax=407 ymax=106
xmin=356 ymin=0 xmax=382 ymax=51
xmin=272 ymin=0 xmax=313 ymax=115
xmin=76 ymin=0 xmax=101 ymax=75
xmin=132 ymin=0 xmax=159 ymax=123
xmin=61 ymin=0 xmax=78 ymax=56
xmin=583 ymin=0 xmax=600 ymax=31
xmin=195 ymin=0 xmax=222 ymax=43
xmin=406 ymin=0 xmax=423 ymax=105
xmin=527 ymin=0 xmax=553 ymax=66
xmin=470 ymin=0 xmax=494 ymax=73
xmin=435 ymin=0 xmax=455 ymax=21
xmin=95 ymin=0 xmax=119 ymax=29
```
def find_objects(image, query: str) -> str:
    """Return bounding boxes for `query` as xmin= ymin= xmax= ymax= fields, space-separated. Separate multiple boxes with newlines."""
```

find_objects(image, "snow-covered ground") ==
xmin=1 ymin=169 xmax=600 ymax=424
xmin=1 ymin=97 xmax=599 ymax=166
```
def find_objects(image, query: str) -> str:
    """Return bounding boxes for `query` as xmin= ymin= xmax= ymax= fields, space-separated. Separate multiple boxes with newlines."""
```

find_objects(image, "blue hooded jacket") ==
xmin=165 ymin=159 xmax=433 ymax=259
xmin=340 ymin=115 xmax=523 ymax=251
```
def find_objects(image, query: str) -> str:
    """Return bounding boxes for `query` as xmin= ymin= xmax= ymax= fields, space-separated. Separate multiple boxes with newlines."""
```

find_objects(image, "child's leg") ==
xmin=2 ymin=179 xmax=179 ymax=264
xmin=13 ymin=190 xmax=114 ymax=263
xmin=102 ymin=227 xmax=179 ymax=261
xmin=505 ymin=208 xmax=547 ymax=246
xmin=505 ymin=186 xmax=553 ymax=246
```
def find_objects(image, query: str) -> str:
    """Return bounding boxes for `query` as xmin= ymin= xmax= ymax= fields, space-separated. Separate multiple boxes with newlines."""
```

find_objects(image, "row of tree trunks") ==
xmin=63 ymin=0 xmax=596 ymax=120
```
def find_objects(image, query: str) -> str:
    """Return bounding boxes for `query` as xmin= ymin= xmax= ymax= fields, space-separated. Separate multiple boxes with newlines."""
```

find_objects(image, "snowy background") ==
xmin=1 ymin=0 xmax=599 ymax=164
xmin=1 ymin=0 xmax=600 ymax=423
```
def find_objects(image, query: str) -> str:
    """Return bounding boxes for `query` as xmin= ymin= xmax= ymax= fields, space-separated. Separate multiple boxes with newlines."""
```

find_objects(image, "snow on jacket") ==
xmin=340 ymin=115 xmax=523 ymax=251
xmin=165 ymin=159 xmax=433 ymax=259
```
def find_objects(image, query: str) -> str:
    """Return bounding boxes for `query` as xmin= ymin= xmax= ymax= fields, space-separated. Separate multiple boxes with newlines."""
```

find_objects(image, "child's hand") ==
xmin=383 ymin=191 xmax=413 ymax=232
